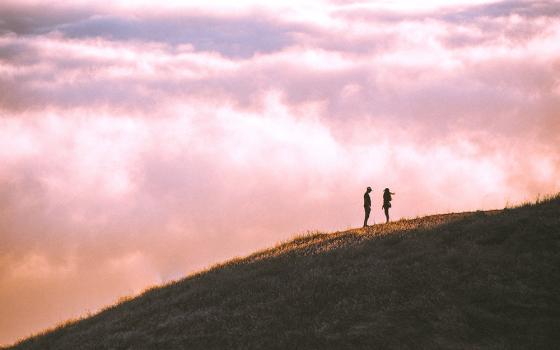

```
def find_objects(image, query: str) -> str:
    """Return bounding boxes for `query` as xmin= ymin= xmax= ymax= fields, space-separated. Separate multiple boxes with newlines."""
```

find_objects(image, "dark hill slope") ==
xmin=7 ymin=197 xmax=560 ymax=349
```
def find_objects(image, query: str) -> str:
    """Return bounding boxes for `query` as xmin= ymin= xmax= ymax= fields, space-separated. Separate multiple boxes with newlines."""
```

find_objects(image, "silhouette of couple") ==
xmin=363 ymin=187 xmax=395 ymax=227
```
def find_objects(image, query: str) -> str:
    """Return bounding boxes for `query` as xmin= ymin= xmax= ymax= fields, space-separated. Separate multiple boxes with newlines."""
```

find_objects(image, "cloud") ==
xmin=442 ymin=0 xmax=560 ymax=22
xmin=58 ymin=14 xmax=301 ymax=58
xmin=0 ymin=2 xmax=307 ymax=58
xmin=0 ymin=2 xmax=94 ymax=35
xmin=1 ymin=0 xmax=560 ymax=346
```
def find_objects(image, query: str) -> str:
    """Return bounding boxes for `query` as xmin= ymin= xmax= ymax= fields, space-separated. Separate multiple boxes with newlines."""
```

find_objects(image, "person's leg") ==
xmin=364 ymin=207 xmax=370 ymax=227
xmin=384 ymin=207 xmax=389 ymax=223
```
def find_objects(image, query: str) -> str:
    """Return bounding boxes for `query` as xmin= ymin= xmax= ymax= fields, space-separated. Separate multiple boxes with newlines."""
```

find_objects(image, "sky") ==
xmin=1 ymin=0 xmax=559 ymax=345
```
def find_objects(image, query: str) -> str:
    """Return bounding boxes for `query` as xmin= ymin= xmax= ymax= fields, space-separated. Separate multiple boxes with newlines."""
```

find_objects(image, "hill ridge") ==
xmin=7 ymin=196 xmax=560 ymax=349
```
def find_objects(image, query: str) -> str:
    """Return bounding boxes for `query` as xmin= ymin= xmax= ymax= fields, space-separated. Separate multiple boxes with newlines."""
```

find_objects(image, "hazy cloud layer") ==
xmin=1 ymin=0 xmax=559 ymax=345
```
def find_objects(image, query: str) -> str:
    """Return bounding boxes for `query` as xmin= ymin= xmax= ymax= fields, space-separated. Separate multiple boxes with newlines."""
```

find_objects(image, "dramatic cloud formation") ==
xmin=1 ymin=0 xmax=559 ymax=345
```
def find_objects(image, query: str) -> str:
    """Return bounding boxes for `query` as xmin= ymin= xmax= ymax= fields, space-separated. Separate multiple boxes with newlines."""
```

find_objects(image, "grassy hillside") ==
xmin=6 ymin=196 xmax=560 ymax=349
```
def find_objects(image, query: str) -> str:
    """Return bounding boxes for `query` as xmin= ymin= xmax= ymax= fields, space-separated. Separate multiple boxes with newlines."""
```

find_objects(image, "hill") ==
xmin=6 ymin=196 xmax=560 ymax=349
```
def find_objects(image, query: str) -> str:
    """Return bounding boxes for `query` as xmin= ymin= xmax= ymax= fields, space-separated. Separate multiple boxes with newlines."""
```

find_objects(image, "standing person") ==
xmin=363 ymin=187 xmax=372 ymax=227
xmin=382 ymin=188 xmax=395 ymax=223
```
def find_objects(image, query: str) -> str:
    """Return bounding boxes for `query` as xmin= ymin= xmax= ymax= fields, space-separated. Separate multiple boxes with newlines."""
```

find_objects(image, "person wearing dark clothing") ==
xmin=382 ymin=188 xmax=395 ymax=223
xmin=363 ymin=186 xmax=372 ymax=227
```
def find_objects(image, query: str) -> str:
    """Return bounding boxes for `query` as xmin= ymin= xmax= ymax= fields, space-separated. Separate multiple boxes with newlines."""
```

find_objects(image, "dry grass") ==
xmin=5 ymin=194 xmax=560 ymax=349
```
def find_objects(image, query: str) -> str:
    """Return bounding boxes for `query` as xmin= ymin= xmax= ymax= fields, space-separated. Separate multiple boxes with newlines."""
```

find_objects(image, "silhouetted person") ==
xmin=382 ymin=188 xmax=395 ymax=223
xmin=363 ymin=186 xmax=372 ymax=227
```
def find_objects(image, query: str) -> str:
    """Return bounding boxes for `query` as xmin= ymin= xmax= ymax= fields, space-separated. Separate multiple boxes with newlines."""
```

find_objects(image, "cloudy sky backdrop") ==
xmin=1 ymin=0 xmax=559 ymax=345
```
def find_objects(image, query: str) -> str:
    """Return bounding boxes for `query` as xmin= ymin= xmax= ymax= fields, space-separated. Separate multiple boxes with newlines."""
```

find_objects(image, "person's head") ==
xmin=384 ymin=188 xmax=390 ymax=193
xmin=366 ymin=186 xmax=372 ymax=193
